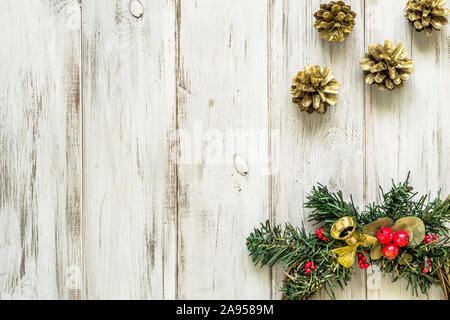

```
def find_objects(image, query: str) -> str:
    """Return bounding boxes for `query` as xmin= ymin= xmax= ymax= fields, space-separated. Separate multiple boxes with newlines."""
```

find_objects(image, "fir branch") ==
xmin=374 ymin=238 xmax=450 ymax=296
xmin=305 ymin=184 xmax=359 ymax=228
xmin=246 ymin=221 xmax=297 ymax=267
xmin=359 ymin=173 xmax=450 ymax=237
xmin=419 ymin=194 xmax=450 ymax=236
xmin=374 ymin=173 xmax=417 ymax=221
xmin=247 ymin=174 xmax=450 ymax=299
xmin=246 ymin=220 xmax=353 ymax=300
xmin=281 ymin=253 xmax=353 ymax=300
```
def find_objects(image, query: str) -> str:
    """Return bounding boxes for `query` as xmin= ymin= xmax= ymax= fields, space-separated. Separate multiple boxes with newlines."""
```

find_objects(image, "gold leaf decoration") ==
xmin=369 ymin=216 xmax=426 ymax=260
xmin=391 ymin=217 xmax=425 ymax=247
xmin=370 ymin=242 xmax=384 ymax=260
xmin=313 ymin=1 xmax=357 ymax=42
xmin=404 ymin=0 xmax=450 ymax=36
xmin=362 ymin=217 xmax=394 ymax=236
xmin=360 ymin=40 xmax=414 ymax=91
xmin=290 ymin=65 xmax=340 ymax=114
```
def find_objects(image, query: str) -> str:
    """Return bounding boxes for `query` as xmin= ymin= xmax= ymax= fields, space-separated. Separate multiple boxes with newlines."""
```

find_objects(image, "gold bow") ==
xmin=331 ymin=215 xmax=427 ymax=268
xmin=330 ymin=216 xmax=377 ymax=268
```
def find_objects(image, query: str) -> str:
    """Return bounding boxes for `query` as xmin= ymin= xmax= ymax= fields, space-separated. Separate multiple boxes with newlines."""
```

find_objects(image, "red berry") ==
xmin=358 ymin=259 xmax=363 ymax=265
xmin=427 ymin=257 xmax=431 ymax=261
xmin=305 ymin=269 xmax=311 ymax=274
xmin=359 ymin=264 xmax=364 ymax=269
xmin=364 ymin=263 xmax=369 ymax=268
xmin=426 ymin=239 xmax=431 ymax=243
xmin=317 ymin=232 xmax=323 ymax=239
xmin=322 ymin=237 xmax=327 ymax=241
xmin=358 ymin=253 xmax=363 ymax=258
xmin=393 ymin=231 xmax=410 ymax=247
xmin=361 ymin=256 xmax=366 ymax=261
xmin=305 ymin=261 xmax=312 ymax=268
xmin=311 ymin=265 xmax=316 ymax=270
xmin=377 ymin=227 xmax=394 ymax=244
xmin=382 ymin=243 xmax=400 ymax=260
xmin=422 ymin=269 xmax=428 ymax=273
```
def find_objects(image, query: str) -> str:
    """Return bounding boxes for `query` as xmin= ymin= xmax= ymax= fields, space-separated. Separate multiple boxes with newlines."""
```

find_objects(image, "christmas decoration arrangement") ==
xmin=313 ymin=1 xmax=357 ymax=42
xmin=290 ymin=65 xmax=340 ymax=114
xmin=404 ymin=0 xmax=449 ymax=36
xmin=360 ymin=40 xmax=414 ymax=91
xmin=246 ymin=174 xmax=450 ymax=300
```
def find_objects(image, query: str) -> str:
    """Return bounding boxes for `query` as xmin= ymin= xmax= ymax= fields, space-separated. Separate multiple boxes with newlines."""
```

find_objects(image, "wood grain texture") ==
xmin=82 ymin=0 xmax=177 ymax=299
xmin=0 ymin=0 xmax=82 ymax=299
xmin=269 ymin=0 xmax=366 ymax=299
xmin=0 ymin=0 xmax=448 ymax=300
xmin=176 ymin=0 xmax=272 ymax=299
xmin=364 ymin=0 xmax=448 ymax=300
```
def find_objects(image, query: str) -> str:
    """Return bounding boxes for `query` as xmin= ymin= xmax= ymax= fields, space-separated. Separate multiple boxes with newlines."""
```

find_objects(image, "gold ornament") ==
xmin=290 ymin=65 xmax=340 ymax=114
xmin=313 ymin=1 xmax=357 ymax=42
xmin=404 ymin=0 xmax=449 ymax=36
xmin=360 ymin=40 xmax=414 ymax=91
xmin=330 ymin=216 xmax=377 ymax=268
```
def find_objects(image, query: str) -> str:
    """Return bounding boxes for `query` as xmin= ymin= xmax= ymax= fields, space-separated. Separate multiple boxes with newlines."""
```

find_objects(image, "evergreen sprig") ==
xmin=246 ymin=173 xmax=450 ymax=299
xmin=305 ymin=173 xmax=450 ymax=297
xmin=358 ymin=173 xmax=450 ymax=234
xmin=246 ymin=221 xmax=353 ymax=300
xmin=375 ymin=238 xmax=450 ymax=297
xmin=305 ymin=184 xmax=359 ymax=228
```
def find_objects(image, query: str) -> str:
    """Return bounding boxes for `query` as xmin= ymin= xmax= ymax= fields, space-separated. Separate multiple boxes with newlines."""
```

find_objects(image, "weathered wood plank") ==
xmin=364 ymin=0 xmax=448 ymax=300
xmin=82 ymin=0 xmax=177 ymax=299
xmin=0 ymin=0 xmax=82 ymax=299
xmin=269 ymin=0 xmax=366 ymax=299
xmin=176 ymin=0 xmax=271 ymax=299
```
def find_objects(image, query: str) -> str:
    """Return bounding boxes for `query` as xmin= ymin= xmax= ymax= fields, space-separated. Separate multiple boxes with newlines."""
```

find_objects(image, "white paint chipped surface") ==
xmin=0 ymin=0 xmax=448 ymax=300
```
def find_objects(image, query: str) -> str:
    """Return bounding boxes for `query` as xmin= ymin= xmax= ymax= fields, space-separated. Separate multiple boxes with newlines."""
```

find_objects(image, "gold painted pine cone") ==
xmin=360 ymin=40 xmax=414 ymax=91
xmin=290 ymin=65 xmax=340 ymax=114
xmin=404 ymin=0 xmax=449 ymax=36
xmin=314 ymin=1 xmax=357 ymax=42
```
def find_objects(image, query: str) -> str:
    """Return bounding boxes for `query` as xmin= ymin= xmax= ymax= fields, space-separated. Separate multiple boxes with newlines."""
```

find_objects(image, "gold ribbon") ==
xmin=330 ymin=216 xmax=377 ymax=268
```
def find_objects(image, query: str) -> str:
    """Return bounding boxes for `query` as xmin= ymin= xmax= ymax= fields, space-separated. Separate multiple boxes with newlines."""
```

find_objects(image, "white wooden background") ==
xmin=0 ymin=0 xmax=448 ymax=300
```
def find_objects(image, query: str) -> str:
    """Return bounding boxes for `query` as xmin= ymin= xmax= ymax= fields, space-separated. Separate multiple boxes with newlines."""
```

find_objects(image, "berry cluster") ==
xmin=315 ymin=227 xmax=329 ymax=242
xmin=377 ymin=227 xmax=410 ymax=260
xmin=304 ymin=261 xmax=317 ymax=274
xmin=423 ymin=234 xmax=438 ymax=244
xmin=358 ymin=252 xmax=370 ymax=269
xmin=422 ymin=257 xmax=432 ymax=274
